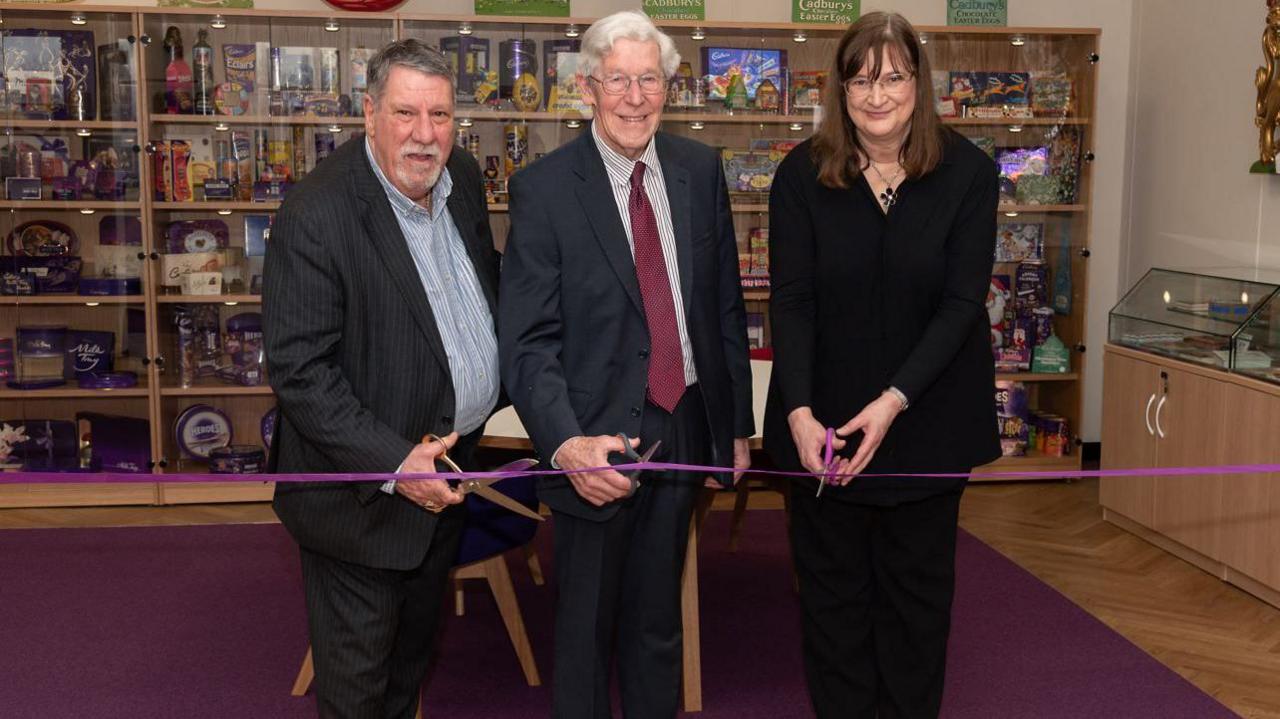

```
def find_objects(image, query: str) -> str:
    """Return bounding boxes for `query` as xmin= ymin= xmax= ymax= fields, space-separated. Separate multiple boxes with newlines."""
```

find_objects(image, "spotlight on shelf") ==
xmin=1008 ymin=124 xmax=1024 ymax=133
xmin=1162 ymin=290 xmax=1171 ymax=304
xmin=80 ymin=208 xmax=95 ymax=215
xmin=224 ymin=301 xmax=239 ymax=307
xmin=324 ymin=18 xmax=340 ymax=33
xmin=565 ymin=24 xmax=580 ymax=38
xmin=85 ymin=302 xmax=101 ymax=307
xmin=458 ymin=117 xmax=474 ymax=128
xmin=70 ymin=13 xmax=87 ymax=26
xmin=75 ymin=128 xmax=92 ymax=137
xmin=793 ymin=30 xmax=807 ymax=43
xmin=217 ymin=209 xmax=233 ymax=216
xmin=210 ymin=15 xmax=227 ymax=30
xmin=691 ymin=27 xmax=706 ymax=41
xmin=214 ymin=121 xmax=230 ymax=132
xmin=327 ymin=124 xmax=343 ymax=133
xmin=918 ymin=32 xmax=928 ymax=45
xmin=459 ymin=22 xmax=473 ymax=36
xmin=788 ymin=122 xmax=804 ymax=131
xmin=565 ymin=119 xmax=582 ymax=129
xmin=690 ymin=121 xmax=705 ymax=131
xmin=1004 ymin=211 xmax=1020 ymax=217
xmin=1010 ymin=34 xmax=1027 ymax=47
xmin=1242 ymin=291 xmax=1251 ymax=304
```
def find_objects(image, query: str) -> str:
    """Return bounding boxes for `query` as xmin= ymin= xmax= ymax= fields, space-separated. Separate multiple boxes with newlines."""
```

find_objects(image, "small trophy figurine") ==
xmin=1254 ymin=0 xmax=1280 ymax=171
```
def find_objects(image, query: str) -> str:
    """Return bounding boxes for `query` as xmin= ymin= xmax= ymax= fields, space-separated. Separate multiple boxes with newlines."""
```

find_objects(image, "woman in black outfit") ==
xmin=763 ymin=11 xmax=1001 ymax=719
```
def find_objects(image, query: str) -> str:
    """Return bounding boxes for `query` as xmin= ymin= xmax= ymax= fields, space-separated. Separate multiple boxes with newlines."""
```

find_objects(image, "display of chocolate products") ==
xmin=224 ymin=311 xmax=264 ymax=374
xmin=995 ymin=223 xmax=1043 ymax=263
xmin=721 ymin=150 xmax=779 ymax=193
xmin=997 ymin=146 xmax=1050 ymax=181
xmin=173 ymin=305 xmax=221 ymax=387
xmin=171 ymin=140 xmax=193 ymax=201
xmin=8 ymin=220 xmax=77 ymax=256
xmin=17 ymin=256 xmax=82 ymax=293
xmin=550 ymin=52 xmax=590 ymax=114
xmin=174 ymin=404 xmax=233 ymax=459
xmin=209 ymin=444 xmax=266 ymax=473
xmin=511 ymin=72 xmax=542 ymax=112
xmin=995 ymin=317 xmax=1033 ymax=372
xmin=1015 ymin=262 xmax=1049 ymax=310
xmin=748 ymin=228 xmax=769 ymax=276
xmin=315 ymin=132 xmax=337 ymax=164
xmin=244 ymin=214 xmax=272 ymax=257
xmin=261 ymin=406 xmax=278 ymax=450
xmin=1015 ymin=174 xmax=1062 ymax=205
xmin=1048 ymin=125 xmax=1083 ymax=203
xmin=702 ymin=47 xmax=787 ymax=101
xmin=1031 ymin=306 xmax=1056 ymax=346
xmin=63 ymin=330 xmax=114 ymax=379
xmin=1031 ymin=334 xmax=1071 ymax=374
xmin=221 ymin=43 xmax=257 ymax=96
xmin=1030 ymin=71 xmax=1072 ymax=116
xmin=165 ymin=219 xmax=229 ymax=254
xmin=279 ymin=47 xmax=318 ymax=91
xmin=77 ymin=412 xmax=148 ymax=473
xmin=0 ymin=338 xmax=13 ymax=383
xmin=542 ymin=38 xmax=579 ymax=112
xmin=988 ymin=275 xmax=1011 ymax=349
xmin=98 ymin=40 xmax=136 ymax=121
xmin=790 ymin=70 xmax=826 ymax=109
xmin=499 ymin=39 xmax=537 ymax=102
xmin=440 ymin=36 xmax=489 ymax=100
xmin=78 ymin=277 xmax=140 ymax=295
xmin=1 ymin=29 xmax=95 ymax=120
xmin=1 ymin=419 xmax=77 ymax=468
xmin=995 ymin=380 xmax=1029 ymax=456
xmin=504 ymin=122 xmax=528 ymax=176
xmin=77 ymin=371 xmax=137 ymax=390
xmin=16 ymin=325 xmax=66 ymax=385
xmin=949 ymin=72 xmax=983 ymax=106
xmin=982 ymin=72 xmax=1029 ymax=105
xmin=213 ymin=82 xmax=250 ymax=116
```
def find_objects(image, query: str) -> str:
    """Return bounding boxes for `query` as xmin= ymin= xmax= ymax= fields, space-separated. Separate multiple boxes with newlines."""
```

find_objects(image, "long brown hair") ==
xmin=812 ymin=11 xmax=946 ymax=189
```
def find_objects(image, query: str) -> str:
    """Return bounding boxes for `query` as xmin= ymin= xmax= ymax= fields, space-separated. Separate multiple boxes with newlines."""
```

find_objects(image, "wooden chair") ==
xmin=291 ymin=475 xmax=544 ymax=708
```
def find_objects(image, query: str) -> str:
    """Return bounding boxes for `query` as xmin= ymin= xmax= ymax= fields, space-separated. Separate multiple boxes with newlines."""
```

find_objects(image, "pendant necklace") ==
xmin=869 ymin=162 xmax=904 ymax=210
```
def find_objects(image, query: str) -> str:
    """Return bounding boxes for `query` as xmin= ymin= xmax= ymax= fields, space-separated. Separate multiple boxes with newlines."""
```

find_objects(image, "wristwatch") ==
xmin=885 ymin=386 xmax=909 ymax=411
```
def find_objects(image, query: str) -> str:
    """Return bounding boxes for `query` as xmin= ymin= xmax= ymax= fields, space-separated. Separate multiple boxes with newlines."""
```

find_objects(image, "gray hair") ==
xmin=366 ymin=38 xmax=454 ymax=104
xmin=579 ymin=10 xmax=681 ymax=80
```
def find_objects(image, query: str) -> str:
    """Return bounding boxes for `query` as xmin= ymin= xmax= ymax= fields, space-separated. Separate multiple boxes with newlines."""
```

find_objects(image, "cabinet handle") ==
xmin=1144 ymin=393 xmax=1156 ymax=436
xmin=1155 ymin=395 xmax=1168 ymax=438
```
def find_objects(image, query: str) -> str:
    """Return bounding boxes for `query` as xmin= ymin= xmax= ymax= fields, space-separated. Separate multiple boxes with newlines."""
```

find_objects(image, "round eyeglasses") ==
xmin=589 ymin=73 xmax=667 ymax=96
xmin=844 ymin=72 xmax=916 ymax=98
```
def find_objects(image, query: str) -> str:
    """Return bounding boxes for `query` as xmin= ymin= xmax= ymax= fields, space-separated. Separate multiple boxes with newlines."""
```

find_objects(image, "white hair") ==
xmin=578 ymin=10 xmax=681 ymax=79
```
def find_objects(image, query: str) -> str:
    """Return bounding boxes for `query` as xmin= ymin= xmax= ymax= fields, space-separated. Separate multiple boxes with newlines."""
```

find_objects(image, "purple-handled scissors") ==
xmin=816 ymin=426 xmax=836 ymax=498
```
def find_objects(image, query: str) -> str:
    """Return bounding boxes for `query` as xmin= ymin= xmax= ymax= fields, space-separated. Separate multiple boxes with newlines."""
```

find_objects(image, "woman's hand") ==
xmin=788 ymin=407 xmax=846 ymax=476
xmin=830 ymin=392 xmax=904 ymax=485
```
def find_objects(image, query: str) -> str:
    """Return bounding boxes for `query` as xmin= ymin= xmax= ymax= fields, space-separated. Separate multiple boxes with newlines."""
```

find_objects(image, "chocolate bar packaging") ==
xmin=209 ymin=444 xmax=266 ymax=474
xmin=63 ymin=330 xmax=114 ymax=380
xmin=77 ymin=412 xmax=149 ymax=473
xmin=440 ymin=36 xmax=490 ymax=101
xmin=1015 ymin=262 xmax=1049 ymax=310
xmin=218 ymin=312 xmax=264 ymax=386
xmin=995 ymin=223 xmax=1043 ymax=263
xmin=995 ymin=380 xmax=1029 ymax=457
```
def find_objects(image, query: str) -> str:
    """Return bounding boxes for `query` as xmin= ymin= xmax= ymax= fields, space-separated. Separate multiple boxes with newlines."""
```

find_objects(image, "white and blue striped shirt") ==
xmin=366 ymin=140 xmax=498 ymax=488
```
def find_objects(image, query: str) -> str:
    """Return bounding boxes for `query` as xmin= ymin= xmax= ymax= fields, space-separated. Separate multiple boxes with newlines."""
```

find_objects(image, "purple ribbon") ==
xmin=4 ymin=462 xmax=1280 ymax=485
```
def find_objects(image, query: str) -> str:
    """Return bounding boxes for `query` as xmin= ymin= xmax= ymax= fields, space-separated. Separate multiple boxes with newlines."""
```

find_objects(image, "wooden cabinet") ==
xmin=1101 ymin=344 xmax=1280 ymax=607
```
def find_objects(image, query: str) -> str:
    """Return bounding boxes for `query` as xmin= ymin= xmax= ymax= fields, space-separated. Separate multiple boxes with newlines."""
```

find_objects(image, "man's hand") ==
xmin=556 ymin=435 xmax=639 ymax=507
xmin=395 ymin=432 xmax=464 ymax=512
xmin=788 ymin=407 xmax=846 ymax=476
xmin=705 ymin=437 xmax=752 ymax=488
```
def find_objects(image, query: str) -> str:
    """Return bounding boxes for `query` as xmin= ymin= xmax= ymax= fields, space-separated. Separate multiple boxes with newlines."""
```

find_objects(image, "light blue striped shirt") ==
xmin=366 ymin=140 xmax=498 ymax=488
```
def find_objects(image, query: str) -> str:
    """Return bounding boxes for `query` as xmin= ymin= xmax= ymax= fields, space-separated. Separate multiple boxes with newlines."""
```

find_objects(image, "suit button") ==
xmin=441 ymin=415 xmax=453 ymax=426
xmin=630 ymin=407 xmax=641 ymax=418
xmin=638 ymin=348 xmax=650 ymax=358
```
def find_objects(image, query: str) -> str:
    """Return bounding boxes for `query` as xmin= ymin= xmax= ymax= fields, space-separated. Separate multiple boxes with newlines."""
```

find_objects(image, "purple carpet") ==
xmin=0 ymin=511 xmax=1235 ymax=718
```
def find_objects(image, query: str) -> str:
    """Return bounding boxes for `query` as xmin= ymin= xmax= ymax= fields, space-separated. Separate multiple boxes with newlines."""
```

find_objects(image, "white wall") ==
xmin=73 ymin=0 xmax=1133 ymax=440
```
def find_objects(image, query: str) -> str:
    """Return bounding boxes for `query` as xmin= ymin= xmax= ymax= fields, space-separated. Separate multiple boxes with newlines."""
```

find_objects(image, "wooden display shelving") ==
xmin=0 ymin=5 xmax=1098 ymax=505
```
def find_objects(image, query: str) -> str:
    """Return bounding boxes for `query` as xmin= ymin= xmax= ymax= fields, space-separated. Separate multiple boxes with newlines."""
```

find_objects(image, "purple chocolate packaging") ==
xmin=77 ymin=371 xmax=137 ymax=389
xmin=17 ymin=325 xmax=67 ymax=357
xmin=165 ymin=219 xmax=229 ymax=254
xmin=1 ymin=419 xmax=78 ymax=466
xmin=208 ymin=444 xmax=266 ymax=474
xmin=63 ymin=329 xmax=115 ymax=379
xmin=0 ymin=338 xmax=13 ymax=383
xmin=16 ymin=256 xmax=82 ymax=293
xmin=1032 ymin=306 xmax=1055 ymax=346
xmin=98 ymin=215 xmax=143 ymax=246
xmin=1015 ymin=261 xmax=1049 ymax=310
xmin=78 ymin=277 xmax=141 ymax=296
xmin=77 ymin=412 xmax=150 ymax=473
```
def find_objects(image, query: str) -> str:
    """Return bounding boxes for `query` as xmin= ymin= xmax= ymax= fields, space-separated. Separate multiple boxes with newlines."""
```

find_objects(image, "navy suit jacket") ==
xmin=499 ymin=128 xmax=754 ymax=520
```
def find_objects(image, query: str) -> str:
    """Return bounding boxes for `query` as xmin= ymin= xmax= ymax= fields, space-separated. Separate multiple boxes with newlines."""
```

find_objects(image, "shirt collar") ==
xmin=591 ymin=121 xmax=661 ymax=188
xmin=365 ymin=137 xmax=452 ymax=220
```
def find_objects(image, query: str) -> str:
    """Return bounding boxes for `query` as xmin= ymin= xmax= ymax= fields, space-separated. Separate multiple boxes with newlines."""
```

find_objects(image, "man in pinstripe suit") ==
xmin=263 ymin=39 xmax=500 ymax=719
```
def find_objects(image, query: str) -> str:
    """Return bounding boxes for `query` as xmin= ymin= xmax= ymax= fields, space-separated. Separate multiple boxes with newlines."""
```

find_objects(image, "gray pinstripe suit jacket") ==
xmin=263 ymin=135 xmax=500 ymax=571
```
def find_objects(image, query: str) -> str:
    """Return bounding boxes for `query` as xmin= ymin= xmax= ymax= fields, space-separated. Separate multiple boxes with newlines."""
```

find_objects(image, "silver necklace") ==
xmin=868 ymin=162 xmax=903 ymax=209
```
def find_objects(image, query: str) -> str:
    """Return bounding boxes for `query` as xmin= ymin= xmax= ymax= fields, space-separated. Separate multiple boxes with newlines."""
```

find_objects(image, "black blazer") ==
xmin=499 ymin=128 xmax=754 ymax=520
xmin=263 ymin=136 xmax=500 ymax=569
xmin=763 ymin=132 xmax=1001 ymax=504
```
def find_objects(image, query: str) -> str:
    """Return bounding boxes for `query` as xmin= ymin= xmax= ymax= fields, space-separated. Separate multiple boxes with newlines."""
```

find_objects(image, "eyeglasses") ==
xmin=844 ymin=72 xmax=916 ymax=98
xmin=589 ymin=73 xmax=667 ymax=96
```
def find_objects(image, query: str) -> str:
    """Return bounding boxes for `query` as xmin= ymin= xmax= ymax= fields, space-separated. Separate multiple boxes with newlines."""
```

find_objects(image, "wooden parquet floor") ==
xmin=2 ymin=479 xmax=1278 ymax=716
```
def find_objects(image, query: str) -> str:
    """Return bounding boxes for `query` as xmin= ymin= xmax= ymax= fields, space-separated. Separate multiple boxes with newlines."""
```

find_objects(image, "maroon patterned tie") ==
xmin=629 ymin=161 xmax=685 ymax=413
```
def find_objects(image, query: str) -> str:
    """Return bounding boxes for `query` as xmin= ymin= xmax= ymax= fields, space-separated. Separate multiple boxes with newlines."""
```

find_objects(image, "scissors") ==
xmin=424 ymin=434 xmax=544 ymax=522
xmin=816 ymin=427 xmax=836 ymax=498
xmin=613 ymin=433 xmax=663 ymax=497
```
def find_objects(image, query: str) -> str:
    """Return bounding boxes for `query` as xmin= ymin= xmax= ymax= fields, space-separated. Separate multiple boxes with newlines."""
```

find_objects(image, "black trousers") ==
xmin=299 ymin=505 xmax=465 ymax=719
xmin=789 ymin=486 xmax=965 ymax=719
xmin=551 ymin=386 xmax=709 ymax=719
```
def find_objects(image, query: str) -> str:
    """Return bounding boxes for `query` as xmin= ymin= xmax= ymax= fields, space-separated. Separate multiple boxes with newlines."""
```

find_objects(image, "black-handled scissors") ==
xmin=613 ymin=433 xmax=662 ymax=497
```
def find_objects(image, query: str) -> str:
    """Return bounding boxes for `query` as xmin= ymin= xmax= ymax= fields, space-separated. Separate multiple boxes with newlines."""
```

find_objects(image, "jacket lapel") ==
xmin=573 ymin=131 xmax=644 ymax=315
xmin=655 ymin=134 xmax=693 ymax=316
xmin=351 ymin=143 xmax=450 ymax=370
